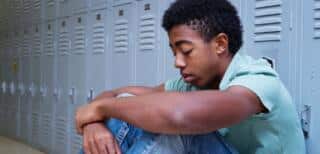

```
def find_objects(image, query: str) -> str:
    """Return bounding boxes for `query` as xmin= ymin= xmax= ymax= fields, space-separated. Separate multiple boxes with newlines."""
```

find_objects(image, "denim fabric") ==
xmin=80 ymin=118 xmax=238 ymax=154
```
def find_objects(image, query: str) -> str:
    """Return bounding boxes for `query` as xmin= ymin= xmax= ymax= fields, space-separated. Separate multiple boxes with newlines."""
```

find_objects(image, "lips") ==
xmin=182 ymin=73 xmax=196 ymax=83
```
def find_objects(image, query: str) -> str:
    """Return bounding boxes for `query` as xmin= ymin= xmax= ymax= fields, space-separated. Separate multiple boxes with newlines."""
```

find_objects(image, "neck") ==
xmin=209 ymin=53 xmax=234 ymax=89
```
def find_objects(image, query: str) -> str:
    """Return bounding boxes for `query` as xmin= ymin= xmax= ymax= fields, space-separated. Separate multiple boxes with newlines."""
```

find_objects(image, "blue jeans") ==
xmin=80 ymin=118 xmax=238 ymax=154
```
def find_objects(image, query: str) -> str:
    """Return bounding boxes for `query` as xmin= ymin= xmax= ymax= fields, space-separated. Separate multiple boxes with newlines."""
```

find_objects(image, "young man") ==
xmin=76 ymin=0 xmax=305 ymax=153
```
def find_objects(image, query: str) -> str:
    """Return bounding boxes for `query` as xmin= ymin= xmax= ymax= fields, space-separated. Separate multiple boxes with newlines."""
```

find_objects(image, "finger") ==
xmin=114 ymin=139 xmax=122 ymax=154
xmin=83 ymin=133 xmax=91 ymax=154
xmin=95 ymin=136 xmax=108 ymax=154
xmin=89 ymin=136 xmax=100 ymax=154
xmin=105 ymin=137 xmax=116 ymax=154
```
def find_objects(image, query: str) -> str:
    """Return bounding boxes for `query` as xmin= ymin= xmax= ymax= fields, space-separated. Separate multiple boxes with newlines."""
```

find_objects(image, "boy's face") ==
xmin=168 ymin=25 xmax=226 ymax=88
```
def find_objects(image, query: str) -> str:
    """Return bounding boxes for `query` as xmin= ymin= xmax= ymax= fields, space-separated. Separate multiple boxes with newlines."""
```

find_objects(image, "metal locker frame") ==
xmin=69 ymin=12 xmax=89 ymax=154
xmin=110 ymin=1 xmax=136 ymax=89
xmin=54 ymin=16 xmax=72 ymax=154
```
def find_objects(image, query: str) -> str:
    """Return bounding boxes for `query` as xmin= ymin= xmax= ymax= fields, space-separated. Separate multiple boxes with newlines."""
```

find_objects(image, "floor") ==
xmin=0 ymin=136 xmax=44 ymax=154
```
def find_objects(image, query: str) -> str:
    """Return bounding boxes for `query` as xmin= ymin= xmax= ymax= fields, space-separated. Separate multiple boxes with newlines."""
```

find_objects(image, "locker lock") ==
xmin=40 ymin=86 xmax=48 ymax=97
xmin=1 ymin=81 xmax=6 ymax=94
xmin=53 ymin=88 xmax=60 ymax=100
xmin=62 ymin=21 xmax=66 ymax=27
xmin=87 ymin=88 xmax=95 ymax=102
xmin=96 ymin=14 xmax=101 ymax=21
xmin=77 ymin=17 xmax=82 ymax=23
xmin=18 ymin=83 xmax=25 ymax=96
xmin=48 ymin=24 xmax=51 ymax=30
xmin=9 ymin=82 xmax=15 ymax=95
xmin=119 ymin=10 xmax=124 ymax=16
xmin=35 ymin=27 xmax=39 ymax=33
xmin=29 ymin=83 xmax=35 ymax=97
xmin=69 ymin=87 xmax=76 ymax=104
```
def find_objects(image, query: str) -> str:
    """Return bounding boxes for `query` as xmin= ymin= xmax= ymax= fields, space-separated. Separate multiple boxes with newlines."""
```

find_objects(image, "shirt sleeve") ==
xmin=226 ymin=71 xmax=281 ymax=114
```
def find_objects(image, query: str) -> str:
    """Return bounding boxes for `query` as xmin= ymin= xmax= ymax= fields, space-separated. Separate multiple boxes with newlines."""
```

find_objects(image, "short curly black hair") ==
xmin=162 ymin=0 xmax=243 ymax=54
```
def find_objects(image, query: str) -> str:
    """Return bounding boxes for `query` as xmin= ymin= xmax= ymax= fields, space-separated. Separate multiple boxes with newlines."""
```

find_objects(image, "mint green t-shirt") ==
xmin=165 ymin=53 xmax=305 ymax=154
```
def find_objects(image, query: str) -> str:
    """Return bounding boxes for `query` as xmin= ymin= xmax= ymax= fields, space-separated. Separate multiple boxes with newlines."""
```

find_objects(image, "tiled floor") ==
xmin=0 ymin=136 xmax=44 ymax=154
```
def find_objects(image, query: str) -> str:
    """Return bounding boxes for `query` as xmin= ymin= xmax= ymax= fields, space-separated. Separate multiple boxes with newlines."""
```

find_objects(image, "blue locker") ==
xmin=32 ymin=0 xmax=42 ymax=23
xmin=30 ymin=22 xmax=42 ymax=149
xmin=57 ymin=0 xmax=72 ymax=18
xmin=111 ymin=1 xmax=136 ymax=88
xmin=40 ymin=19 xmax=57 ymax=153
xmin=87 ymin=7 xmax=111 ymax=100
xmin=44 ymin=0 xmax=58 ymax=20
xmin=299 ymin=0 xmax=320 ymax=153
xmin=54 ymin=17 xmax=72 ymax=154
xmin=135 ymin=0 xmax=162 ymax=86
xmin=69 ymin=12 xmax=89 ymax=154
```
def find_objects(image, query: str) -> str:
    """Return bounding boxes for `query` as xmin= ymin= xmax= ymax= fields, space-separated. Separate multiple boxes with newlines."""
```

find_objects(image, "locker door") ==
xmin=17 ymin=27 xmax=32 ymax=141
xmin=32 ymin=0 xmax=42 ymax=22
xmin=54 ymin=17 xmax=71 ymax=154
xmin=69 ymin=13 xmax=88 ymax=154
xmin=10 ymin=29 xmax=20 ymax=139
xmin=300 ymin=0 xmax=320 ymax=153
xmin=87 ymin=8 xmax=110 ymax=101
xmin=45 ymin=0 xmax=57 ymax=20
xmin=40 ymin=19 xmax=57 ymax=153
xmin=245 ymin=0 xmax=292 ymax=87
xmin=30 ymin=23 xmax=42 ymax=149
xmin=111 ymin=2 xmax=136 ymax=88
xmin=57 ymin=0 xmax=71 ymax=18
xmin=135 ymin=0 xmax=161 ymax=86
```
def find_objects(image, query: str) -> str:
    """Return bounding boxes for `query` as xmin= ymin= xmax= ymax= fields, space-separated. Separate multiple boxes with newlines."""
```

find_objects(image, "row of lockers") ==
xmin=1 ymin=0 xmax=320 ymax=154
xmin=0 ymin=0 xmax=176 ymax=154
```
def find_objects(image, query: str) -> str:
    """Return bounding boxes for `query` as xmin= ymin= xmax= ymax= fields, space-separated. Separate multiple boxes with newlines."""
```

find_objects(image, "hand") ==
xmin=83 ymin=123 xmax=122 ymax=154
xmin=75 ymin=101 xmax=106 ymax=134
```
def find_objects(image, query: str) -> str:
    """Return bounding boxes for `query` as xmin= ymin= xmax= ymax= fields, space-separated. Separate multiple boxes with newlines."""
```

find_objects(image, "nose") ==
xmin=175 ymin=54 xmax=186 ymax=69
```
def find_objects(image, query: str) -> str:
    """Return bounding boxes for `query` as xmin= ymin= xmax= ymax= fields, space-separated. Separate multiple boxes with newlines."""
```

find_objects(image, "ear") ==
xmin=211 ymin=33 xmax=229 ymax=55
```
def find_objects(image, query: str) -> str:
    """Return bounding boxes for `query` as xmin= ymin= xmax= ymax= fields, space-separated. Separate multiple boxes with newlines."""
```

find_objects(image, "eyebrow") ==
xmin=169 ymin=40 xmax=193 ymax=48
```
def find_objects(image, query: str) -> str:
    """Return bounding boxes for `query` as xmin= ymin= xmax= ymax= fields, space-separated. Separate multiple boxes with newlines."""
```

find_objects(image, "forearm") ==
xmin=96 ymin=90 xmax=254 ymax=135
xmin=93 ymin=85 xmax=164 ymax=101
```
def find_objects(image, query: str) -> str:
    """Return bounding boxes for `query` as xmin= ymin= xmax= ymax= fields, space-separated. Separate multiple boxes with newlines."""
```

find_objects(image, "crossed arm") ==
xmin=76 ymin=84 xmax=265 ymax=135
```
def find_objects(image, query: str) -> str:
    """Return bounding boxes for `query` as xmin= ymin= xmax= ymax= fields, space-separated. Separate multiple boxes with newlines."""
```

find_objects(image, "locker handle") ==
xmin=69 ymin=87 xmax=76 ymax=104
xmin=87 ymin=88 xmax=95 ymax=102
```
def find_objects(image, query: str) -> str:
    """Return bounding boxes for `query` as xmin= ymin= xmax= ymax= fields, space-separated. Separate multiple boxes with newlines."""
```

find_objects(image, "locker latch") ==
xmin=1 ymin=81 xmax=6 ymax=94
xmin=29 ymin=83 xmax=35 ymax=97
xmin=144 ymin=4 xmax=151 ymax=11
xmin=69 ymin=87 xmax=76 ymax=104
xmin=10 ymin=82 xmax=15 ymax=95
xmin=18 ymin=83 xmax=25 ymax=96
xmin=87 ymin=88 xmax=95 ymax=102
xmin=53 ymin=88 xmax=60 ymax=100
xmin=40 ymin=86 xmax=47 ymax=97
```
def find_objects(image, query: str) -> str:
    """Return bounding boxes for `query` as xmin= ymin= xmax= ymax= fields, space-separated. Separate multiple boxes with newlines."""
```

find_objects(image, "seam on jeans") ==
xmin=116 ymin=122 xmax=130 ymax=145
xmin=215 ymin=132 xmax=238 ymax=154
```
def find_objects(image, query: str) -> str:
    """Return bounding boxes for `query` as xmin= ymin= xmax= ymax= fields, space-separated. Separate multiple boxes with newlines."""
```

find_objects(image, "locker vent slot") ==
xmin=14 ymin=0 xmax=22 ymax=18
xmin=74 ymin=26 xmax=86 ymax=54
xmin=139 ymin=14 xmax=156 ymax=52
xmin=55 ymin=117 xmax=68 ymax=145
xmin=41 ymin=114 xmax=52 ymax=139
xmin=45 ymin=29 xmax=54 ymax=56
xmin=34 ymin=0 xmax=41 ymax=10
xmin=47 ymin=0 xmax=55 ymax=7
xmin=31 ymin=113 xmax=40 ymax=140
xmin=114 ymin=19 xmax=129 ymax=53
xmin=58 ymin=30 xmax=70 ymax=55
xmin=71 ymin=128 xmax=83 ymax=154
xmin=93 ymin=23 xmax=105 ymax=54
xmin=314 ymin=0 xmax=320 ymax=39
xmin=254 ymin=0 xmax=282 ymax=42
xmin=23 ymin=34 xmax=30 ymax=56
xmin=33 ymin=31 xmax=41 ymax=56
xmin=23 ymin=0 xmax=32 ymax=14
